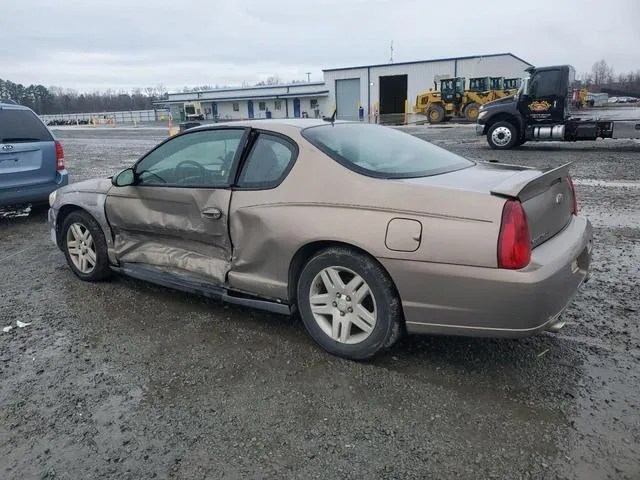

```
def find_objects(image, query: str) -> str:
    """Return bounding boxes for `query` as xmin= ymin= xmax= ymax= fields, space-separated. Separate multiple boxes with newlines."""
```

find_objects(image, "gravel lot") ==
xmin=1 ymin=125 xmax=639 ymax=480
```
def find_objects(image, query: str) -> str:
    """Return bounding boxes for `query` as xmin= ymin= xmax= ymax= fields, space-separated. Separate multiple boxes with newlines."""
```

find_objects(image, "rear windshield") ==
xmin=0 ymin=108 xmax=53 ymax=143
xmin=301 ymin=123 xmax=473 ymax=178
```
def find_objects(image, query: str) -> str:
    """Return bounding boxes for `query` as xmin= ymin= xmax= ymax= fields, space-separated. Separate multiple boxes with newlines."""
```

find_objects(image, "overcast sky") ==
xmin=2 ymin=0 xmax=639 ymax=92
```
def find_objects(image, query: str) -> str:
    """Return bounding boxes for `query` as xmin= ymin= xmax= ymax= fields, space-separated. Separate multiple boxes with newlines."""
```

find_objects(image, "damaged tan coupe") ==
xmin=49 ymin=120 xmax=592 ymax=359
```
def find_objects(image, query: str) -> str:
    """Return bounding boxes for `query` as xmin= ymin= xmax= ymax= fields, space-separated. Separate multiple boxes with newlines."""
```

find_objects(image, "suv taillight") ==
xmin=567 ymin=176 xmax=578 ymax=214
xmin=55 ymin=140 xmax=65 ymax=171
xmin=498 ymin=200 xmax=531 ymax=269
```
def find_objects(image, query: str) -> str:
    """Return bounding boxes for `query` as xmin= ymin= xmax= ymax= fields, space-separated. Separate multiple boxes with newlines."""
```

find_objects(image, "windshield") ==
xmin=301 ymin=123 xmax=473 ymax=179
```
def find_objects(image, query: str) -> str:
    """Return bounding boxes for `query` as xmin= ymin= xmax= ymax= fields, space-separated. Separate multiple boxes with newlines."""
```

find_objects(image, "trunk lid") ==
xmin=399 ymin=161 xmax=575 ymax=249
xmin=490 ymin=162 xmax=574 ymax=248
xmin=0 ymin=106 xmax=57 ymax=190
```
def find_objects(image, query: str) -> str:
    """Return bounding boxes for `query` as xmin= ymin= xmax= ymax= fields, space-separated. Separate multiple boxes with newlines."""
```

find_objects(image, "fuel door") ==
xmin=385 ymin=218 xmax=422 ymax=252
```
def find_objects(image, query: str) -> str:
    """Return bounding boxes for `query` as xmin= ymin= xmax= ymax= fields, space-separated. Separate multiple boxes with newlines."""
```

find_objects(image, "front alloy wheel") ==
xmin=61 ymin=210 xmax=111 ymax=281
xmin=66 ymin=222 xmax=97 ymax=274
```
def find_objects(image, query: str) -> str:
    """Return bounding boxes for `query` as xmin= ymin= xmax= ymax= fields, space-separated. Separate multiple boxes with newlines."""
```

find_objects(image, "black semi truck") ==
xmin=476 ymin=64 xmax=640 ymax=149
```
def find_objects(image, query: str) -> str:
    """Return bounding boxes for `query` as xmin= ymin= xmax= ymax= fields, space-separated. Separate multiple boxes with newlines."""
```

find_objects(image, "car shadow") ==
xmin=109 ymin=272 xmax=584 ymax=404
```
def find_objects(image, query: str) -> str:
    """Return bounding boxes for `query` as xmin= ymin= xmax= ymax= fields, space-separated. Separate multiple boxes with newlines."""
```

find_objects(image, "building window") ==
xmin=259 ymin=101 xmax=266 ymax=111
xmin=274 ymin=100 xmax=282 ymax=110
xmin=232 ymin=102 xmax=239 ymax=112
xmin=310 ymin=99 xmax=318 ymax=109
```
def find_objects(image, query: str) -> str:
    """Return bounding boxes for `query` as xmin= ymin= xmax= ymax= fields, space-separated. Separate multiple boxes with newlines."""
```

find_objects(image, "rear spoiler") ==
xmin=490 ymin=162 xmax=573 ymax=202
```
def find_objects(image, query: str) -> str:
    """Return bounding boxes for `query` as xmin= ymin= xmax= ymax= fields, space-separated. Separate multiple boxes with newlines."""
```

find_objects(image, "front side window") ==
xmin=237 ymin=133 xmax=296 ymax=188
xmin=301 ymin=123 xmax=472 ymax=179
xmin=529 ymin=70 xmax=562 ymax=97
xmin=135 ymin=129 xmax=245 ymax=186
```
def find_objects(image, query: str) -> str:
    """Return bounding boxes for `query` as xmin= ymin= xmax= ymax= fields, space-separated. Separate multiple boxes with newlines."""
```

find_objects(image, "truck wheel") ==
xmin=427 ymin=105 xmax=445 ymax=123
xmin=487 ymin=121 xmax=517 ymax=150
xmin=464 ymin=102 xmax=480 ymax=122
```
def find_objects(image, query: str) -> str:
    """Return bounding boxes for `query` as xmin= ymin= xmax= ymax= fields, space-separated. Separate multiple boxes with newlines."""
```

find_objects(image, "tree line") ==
xmin=0 ymin=79 xmax=169 ymax=115
xmin=577 ymin=59 xmax=640 ymax=91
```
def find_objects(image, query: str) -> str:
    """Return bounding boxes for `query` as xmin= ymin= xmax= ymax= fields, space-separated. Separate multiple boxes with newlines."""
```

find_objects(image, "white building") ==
xmin=163 ymin=82 xmax=330 ymax=122
xmin=162 ymin=52 xmax=532 ymax=122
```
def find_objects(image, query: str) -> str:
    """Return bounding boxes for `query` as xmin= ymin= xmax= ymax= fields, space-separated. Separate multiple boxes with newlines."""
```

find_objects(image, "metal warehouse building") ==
xmin=325 ymin=52 xmax=532 ymax=120
xmin=163 ymin=52 xmax=531 ymax=122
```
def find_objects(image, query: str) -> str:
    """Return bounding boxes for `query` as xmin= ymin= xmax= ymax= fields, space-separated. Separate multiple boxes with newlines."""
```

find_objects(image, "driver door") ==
xmin=105 ymin=127 xmax=248 ymax=284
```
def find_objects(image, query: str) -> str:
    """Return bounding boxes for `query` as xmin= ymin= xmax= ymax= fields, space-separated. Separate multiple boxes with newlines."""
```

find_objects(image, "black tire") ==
xmin=427 ymin=104 xmax=445 ymax=123
xmin=464 ymin=102 xmax=480 ymax=122
xmin=487 ymin=121 xmax=518 ymax=150
xmin=61 ymin=210 xmax=111 ymax=282
xmin=296 ymin=247 xmax=403 ymax=360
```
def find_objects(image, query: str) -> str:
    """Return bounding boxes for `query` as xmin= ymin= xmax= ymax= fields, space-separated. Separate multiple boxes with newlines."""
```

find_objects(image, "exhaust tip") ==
xmin=547 ymin=320 xmax=566 ymax=333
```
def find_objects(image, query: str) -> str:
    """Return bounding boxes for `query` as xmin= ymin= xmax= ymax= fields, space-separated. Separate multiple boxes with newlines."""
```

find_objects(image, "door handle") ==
xmin=201 ymin=207 xmax=222 ymax=219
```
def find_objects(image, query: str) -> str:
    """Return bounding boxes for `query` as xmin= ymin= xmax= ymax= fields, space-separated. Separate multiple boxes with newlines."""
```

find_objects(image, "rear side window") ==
xmin=237 ymin=133 xmax=296 ymax=189
xmin=302 ymin=123 xmax=472 ymax=179
xmin=0 ymin=108 xmax=53 ymax=143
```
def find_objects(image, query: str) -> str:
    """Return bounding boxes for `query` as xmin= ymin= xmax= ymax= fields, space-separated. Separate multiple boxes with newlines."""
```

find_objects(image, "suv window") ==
xmin=135 ymin=129 xmax=245 ymax=187
xmin=237 ymin=133 xmax=296 ymax=188
xmin=302 ymin=123 xmax=472 ymax=179
xmin=0 ymin=108 xmax=53 ymax=143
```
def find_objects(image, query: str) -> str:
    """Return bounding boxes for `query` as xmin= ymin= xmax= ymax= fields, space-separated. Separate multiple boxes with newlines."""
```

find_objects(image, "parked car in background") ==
xmin=48 ymin=119 xmax=592 ymax=360
xmin=0 ymin=101 xmax=68 ymax=207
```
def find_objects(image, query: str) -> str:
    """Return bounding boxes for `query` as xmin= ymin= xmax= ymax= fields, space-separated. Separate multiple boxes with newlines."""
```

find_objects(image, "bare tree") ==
xmin=591 ymin=59 xmax=614 ymax=85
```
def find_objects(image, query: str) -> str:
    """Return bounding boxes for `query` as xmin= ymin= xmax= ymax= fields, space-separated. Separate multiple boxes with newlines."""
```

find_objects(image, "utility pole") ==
xmin=305 ymin=72 xmax=311 ymax=82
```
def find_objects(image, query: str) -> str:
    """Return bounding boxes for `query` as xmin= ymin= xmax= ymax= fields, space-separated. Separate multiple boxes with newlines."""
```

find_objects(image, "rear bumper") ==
xmin=0 ymin=170 xmax=69 ymax=206
xmin=380 ymin=215 xmax=593 ymax=337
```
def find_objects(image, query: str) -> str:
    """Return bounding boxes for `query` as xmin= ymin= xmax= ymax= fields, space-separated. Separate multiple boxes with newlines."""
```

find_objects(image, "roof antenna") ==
xmin=323 ymin=108 xmax=337 ymax=125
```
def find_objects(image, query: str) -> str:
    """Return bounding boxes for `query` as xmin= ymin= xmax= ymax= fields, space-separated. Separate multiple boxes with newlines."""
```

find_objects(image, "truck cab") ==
xmin=476 ymin=65 xmax=575 ymax=148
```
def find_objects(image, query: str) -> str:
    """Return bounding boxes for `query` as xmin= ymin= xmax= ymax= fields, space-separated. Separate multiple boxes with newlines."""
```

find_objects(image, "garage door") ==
xmin=335 ymin=78 xmax=360 ymax=120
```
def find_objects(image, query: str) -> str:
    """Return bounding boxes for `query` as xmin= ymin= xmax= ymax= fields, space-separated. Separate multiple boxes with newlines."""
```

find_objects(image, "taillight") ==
xmin=55 ymin=140 xmax=65 ymax=171
xmin=567 ymin=176 xmax=578 ymax=214
xmin=498 ymin=200 xmax=531 ymax=269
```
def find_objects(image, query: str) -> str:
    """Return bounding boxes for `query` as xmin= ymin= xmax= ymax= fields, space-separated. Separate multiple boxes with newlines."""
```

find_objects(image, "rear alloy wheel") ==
xmin=427 ymin=104 xmax=445 ymax=123
xmin=61 ymin=210 xmax=111 ymax=281
xmin=464 ymin=102 xmax=480 ymax=122
xmin=296 ymin=247 xmax=403 ymax=360
xmin=487 ymin=121 xmax=518 ymax=150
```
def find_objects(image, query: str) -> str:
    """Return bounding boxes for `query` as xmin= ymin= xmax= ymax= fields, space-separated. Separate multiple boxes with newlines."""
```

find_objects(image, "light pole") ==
xmin=306 ymin=72 xmax=311 ymax=82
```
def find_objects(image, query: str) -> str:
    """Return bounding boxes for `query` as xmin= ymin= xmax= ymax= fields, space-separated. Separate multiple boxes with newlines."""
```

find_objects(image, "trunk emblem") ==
xmin=1 ymin=145 xmax=14 ymax=151
xmin=555 ymin=193 xmax=565 ymax=205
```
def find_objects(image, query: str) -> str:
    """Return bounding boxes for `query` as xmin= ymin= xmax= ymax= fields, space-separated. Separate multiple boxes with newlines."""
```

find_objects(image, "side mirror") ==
xmin=112 ymin=168 xmax=136 ymax=187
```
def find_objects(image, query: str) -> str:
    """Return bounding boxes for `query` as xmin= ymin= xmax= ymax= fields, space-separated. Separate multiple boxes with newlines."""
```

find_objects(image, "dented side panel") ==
xmin=227 ymin=126 xmax=504 ymax=302
xmin=105 ymin=186 xmax=232 ymax=284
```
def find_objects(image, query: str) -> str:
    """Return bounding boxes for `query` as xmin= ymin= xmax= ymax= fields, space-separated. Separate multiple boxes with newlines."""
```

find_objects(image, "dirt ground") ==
xmin=1 ymin=125 xmax=639 ymax=480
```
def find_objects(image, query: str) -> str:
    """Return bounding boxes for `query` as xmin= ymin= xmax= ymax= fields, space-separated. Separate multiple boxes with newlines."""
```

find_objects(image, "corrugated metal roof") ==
xmin=322 ymin=52 xmax=533 ymax=72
